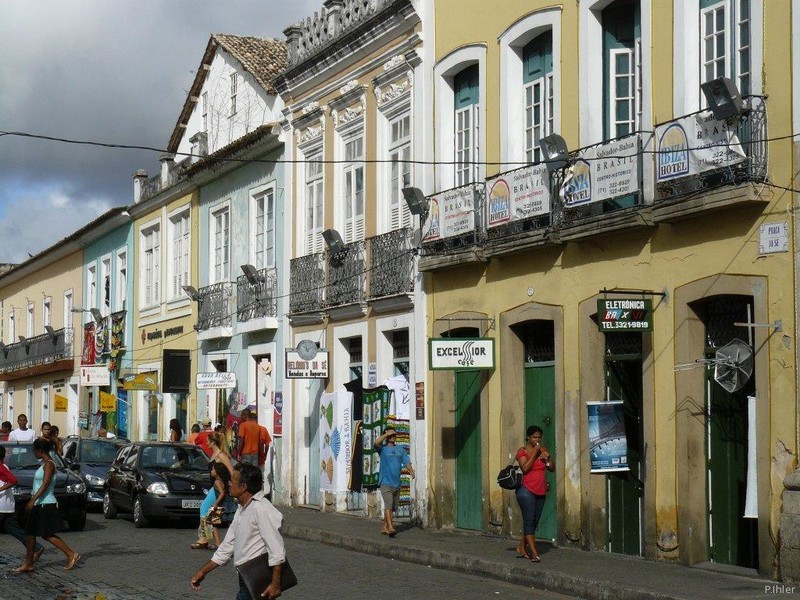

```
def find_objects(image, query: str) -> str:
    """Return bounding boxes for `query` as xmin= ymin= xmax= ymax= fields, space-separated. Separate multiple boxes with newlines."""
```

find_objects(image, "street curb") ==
xmin=283 ymin=524 xmax=678 ymax=600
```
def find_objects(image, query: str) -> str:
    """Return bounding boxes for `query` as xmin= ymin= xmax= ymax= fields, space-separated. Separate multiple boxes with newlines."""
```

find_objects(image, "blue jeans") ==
xmin=235 ymin=575 xmax=249 ymax=600
xmin=515 ymin=486 xmax=546 ymax=535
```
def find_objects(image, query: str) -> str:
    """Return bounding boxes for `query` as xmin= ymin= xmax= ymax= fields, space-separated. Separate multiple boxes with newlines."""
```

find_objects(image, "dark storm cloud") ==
xmin=0 ymin=0 xmax=318 ymax=262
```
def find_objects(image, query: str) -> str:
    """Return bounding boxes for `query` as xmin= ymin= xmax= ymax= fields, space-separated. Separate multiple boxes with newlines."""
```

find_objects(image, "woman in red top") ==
xmin=515 ymin=425 xmax=555 ymax=562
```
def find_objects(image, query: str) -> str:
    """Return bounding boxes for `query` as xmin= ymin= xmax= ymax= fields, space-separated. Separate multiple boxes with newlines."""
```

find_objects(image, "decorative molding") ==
xmin=375 ymin=77 xmax=411 ymax=107
xmin=340 ymin=79 xmax=360 ymax=95
xmin=333 ymin=96 xmax=367 ymax=128
xmin=297 ymin=118 xmax=325 ymax=145
xmin=302 ymin=101 xmax=320 ymax=115
xmin=384 ymin=54 xmax=405 ymax=71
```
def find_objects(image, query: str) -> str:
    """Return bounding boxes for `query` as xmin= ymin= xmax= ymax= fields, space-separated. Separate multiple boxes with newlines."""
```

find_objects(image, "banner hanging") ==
xmin=319 ymin=391 xmax=353 ymax=493
xmin=587 ymin=401 xmax=629 ymax=473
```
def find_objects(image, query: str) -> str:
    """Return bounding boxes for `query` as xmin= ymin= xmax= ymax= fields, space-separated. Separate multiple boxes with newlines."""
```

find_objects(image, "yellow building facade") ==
xmin=425 ymin=0 xmax=793 ymax=576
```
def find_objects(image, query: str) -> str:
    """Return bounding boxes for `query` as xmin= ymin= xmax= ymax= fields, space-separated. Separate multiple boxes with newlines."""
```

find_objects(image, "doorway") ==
xmin=307 ymin=378 xmax=323 ymax=507
xmin=604 ymin=331 xmax=644 ymax=556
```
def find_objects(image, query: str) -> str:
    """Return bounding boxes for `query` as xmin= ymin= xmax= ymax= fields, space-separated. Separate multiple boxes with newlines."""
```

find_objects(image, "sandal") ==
xmin=190 ymin=542 xmax=209 ymax=549
xmin=530 ymin=555 xmax=541 ymax=563
xmin=516 ymin=546 xmax=531 ymax=559
xmin=65 ymin=553 xmax=81 ymax=571
xmin=11 ymin=565 xmax=34 ymax=574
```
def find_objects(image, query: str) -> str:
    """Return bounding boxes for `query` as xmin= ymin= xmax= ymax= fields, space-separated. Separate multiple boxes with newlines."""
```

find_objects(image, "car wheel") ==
xmin=133 ymin=496 xmax=148 ymax=528
xmin=68 ymin=510 xmax=87 ymax=531
xmin=103 ymin=491 xmax=117 ymax=519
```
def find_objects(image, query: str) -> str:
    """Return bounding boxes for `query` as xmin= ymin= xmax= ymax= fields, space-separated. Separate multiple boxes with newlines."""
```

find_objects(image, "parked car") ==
xmin=103 ymin=442 xmax=212 ymax=528
xmin=1 ymin=441 xmax=88 ymax=530
xmin=62 ymin=436 xmax=130 ymax=508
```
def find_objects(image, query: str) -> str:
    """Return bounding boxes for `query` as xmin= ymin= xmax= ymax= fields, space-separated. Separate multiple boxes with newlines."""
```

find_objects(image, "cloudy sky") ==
xmin=0 ymin=0 xmax=319 ymax=263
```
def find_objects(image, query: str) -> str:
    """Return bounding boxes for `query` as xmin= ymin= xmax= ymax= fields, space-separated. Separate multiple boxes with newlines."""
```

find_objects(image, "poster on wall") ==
xmin=421 ymin=184 xmax=477 ymax=242
xmin=587 ymin=401 xmax=629 ymax=473
xmin=560 ymin=135 xmax=640 ymax=207
xmin=485 ymin=163 xmax=551 ymax=227
xmin=319 ymin=391 xmax=353 ymax=493
xmin=273 ymin=392 xmax=283 ymax=438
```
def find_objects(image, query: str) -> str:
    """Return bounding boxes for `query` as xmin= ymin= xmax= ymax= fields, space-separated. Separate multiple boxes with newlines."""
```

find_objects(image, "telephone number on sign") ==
xmin=601 ymin=321 xmax=650 ymax=330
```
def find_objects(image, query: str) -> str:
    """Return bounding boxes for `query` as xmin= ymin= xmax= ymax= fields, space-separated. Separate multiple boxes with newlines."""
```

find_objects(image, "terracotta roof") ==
xmin=166 ymin=35 xmax=286 ymax=154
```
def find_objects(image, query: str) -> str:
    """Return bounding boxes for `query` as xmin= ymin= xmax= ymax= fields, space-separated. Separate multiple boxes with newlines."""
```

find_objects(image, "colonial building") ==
xmin=422 ymin=0 xmax=792 ymax=577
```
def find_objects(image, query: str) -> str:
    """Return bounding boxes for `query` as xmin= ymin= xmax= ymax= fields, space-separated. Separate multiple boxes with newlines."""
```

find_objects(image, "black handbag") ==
xmin=237 ymin=554 xmax=297 ymax=599
xmin=497 ymin=463 xmax=522 ymax=490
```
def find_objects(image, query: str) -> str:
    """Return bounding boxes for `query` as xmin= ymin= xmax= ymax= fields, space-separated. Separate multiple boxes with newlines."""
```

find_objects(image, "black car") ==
xmin=103 ymin=442 xmax=212 ymax=528
xmin=62 ymin=436 xmax=130 ymax=508
xmin=1 ymin=442 xmax=88 ymax=531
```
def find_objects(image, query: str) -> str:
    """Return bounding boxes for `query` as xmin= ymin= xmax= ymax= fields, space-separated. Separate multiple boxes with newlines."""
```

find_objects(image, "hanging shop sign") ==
xmin=560 ymin=135 xmax=641 ymax=207
xmin=121 ymin=370 xmax=159 ymax=391
xmin=54 ymin=394 xmax=68 ymax=412
xmin=99 ymin=391 xmax=116 ymax=412
xmin=196 ymin=372 xmax=237 ymax=390
xmin=285 ymin=350 xmax=329 ymax=379
xmin=655 ymin=111 xmax=745 ymax=182
xmin=587 ymin=400 xmax=629 ymax=473
xmin=80 ymin=365 xmax=110 ymax=386
xmin=485 ymin=163 xmax=551 ymax=227
xmin=421 ymin=184 xmax=477 ymax=242
xmin=597 ymin=298 xmax=653 ymax=332
xmin=428 ymin=338 xmax=495 ymax=370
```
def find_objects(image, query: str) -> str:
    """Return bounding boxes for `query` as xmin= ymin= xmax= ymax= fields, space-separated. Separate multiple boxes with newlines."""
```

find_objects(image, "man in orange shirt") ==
xmin=257 ymin=420 xmax=272 ymax=468
xmin=237 ymin=409 xmax=262 ymax=466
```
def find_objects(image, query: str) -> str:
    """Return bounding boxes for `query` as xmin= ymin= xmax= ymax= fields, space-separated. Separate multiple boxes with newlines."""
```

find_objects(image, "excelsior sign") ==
xmin=597 ymin=299 xmax=653 ymax=332
xmin=429 ymin=338 xmax=495 ymax=370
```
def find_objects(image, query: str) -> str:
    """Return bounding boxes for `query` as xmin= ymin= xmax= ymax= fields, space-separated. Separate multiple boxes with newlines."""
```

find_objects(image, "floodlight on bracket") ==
xmin=700 ymin=76 xmax=748 ymax=123
xmin=182 ymin=285 xmax=200 ymax=301
xmin=538 ymin=134 xmax=570 ymax=172
xmin=322 ymin=229 xmax=346 ymax=255
xmin=401 ymin=187 xmax=429 ymax=219
xmin=240 ymin=264 xmax=264 ymax=284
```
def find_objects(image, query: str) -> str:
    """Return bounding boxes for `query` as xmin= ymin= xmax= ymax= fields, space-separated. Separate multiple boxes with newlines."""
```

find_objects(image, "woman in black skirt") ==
xmin=12 ymin=438 xmax=80 ymax=573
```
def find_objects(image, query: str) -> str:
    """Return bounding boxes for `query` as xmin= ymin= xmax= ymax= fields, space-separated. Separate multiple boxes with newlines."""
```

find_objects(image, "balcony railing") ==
xmin=196 ymin=282 xmax=232 ymax=331
xmin=290 ymin=253 xmax=326 ymax=314
xmin=237 ymin=268 xmax=278 ymax=322
xmin=420 ymin=182 xmax=484 ymax=256
xmin=655 ymin=95 xmax=767 ymax=201
xmin=368 ymin=228 xmax=414 ymax=299
xmin=0 ymin=327 xmax=72 ymax=374
xmin=326 ymin=240 xmax=366 ymax=307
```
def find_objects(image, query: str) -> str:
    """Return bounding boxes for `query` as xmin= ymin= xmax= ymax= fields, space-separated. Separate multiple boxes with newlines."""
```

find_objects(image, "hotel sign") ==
xmin=285 ymin=350 xmax=329 ymax=379
xmin=597 ymin=299 xmax=653 ymax=332
xmin=560 ymin=135 xmax=641 ymax=207
xmin=486 ymin=163 xmax=551 ymax=227
xmin=429 ymin=338 xmax=495 ymax=370
xmin=422 ymin=184 xmax=477 ymax=242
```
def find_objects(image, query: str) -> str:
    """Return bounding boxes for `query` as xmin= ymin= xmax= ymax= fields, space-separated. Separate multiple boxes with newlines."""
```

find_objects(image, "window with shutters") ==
xmin=26 ymin=302 xmax=33 ymax=337
xmin=388 ymin=111 xmax=412 ymax=230
xmin=523 ymin=32 xmax=554 ymax=164
xmin=43 ymin=297 xmax=51 ymax=330
xmin=304 ymin=150 xmax=324 ymax=255
xmin=140 ymin=223 xmax=161 ymax=309
xmin=700 ymin=0 xmax=751 ymax=97
xmin=454 ymin=65 xmax=480 ymax=186
xmin=341 ymin=133 xmax=365 ymax=243
xmin=603 ymin=0 xmax=641 ymax=140
xmin=115 ymin=250 xmax=127 ymax=312
xmin=101 ymin=256 xmax=111 ymax=314
xmin=87 ymin=265 xmax=97 ymax=316
xmin=211 ymin=206 xmax=230 ymax=283
xmin=168 ymin=209 xmax=190 ymax=300
xmin=253 ymin=187 xmax=276 ymax=269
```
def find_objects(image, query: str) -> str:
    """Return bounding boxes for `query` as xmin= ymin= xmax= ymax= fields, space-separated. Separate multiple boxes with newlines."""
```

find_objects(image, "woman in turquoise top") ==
xmin=12 ymin=438 xmax=80 ymax=573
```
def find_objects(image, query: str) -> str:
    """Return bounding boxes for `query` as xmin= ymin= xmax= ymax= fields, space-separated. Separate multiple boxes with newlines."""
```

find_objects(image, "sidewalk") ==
xmin=281 ymin=507 xmax=796 ymax=600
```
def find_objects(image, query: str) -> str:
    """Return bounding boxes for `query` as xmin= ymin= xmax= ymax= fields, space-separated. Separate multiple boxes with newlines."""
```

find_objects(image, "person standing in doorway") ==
xmin=514 ymin=425 xmax=555 ymax=563
xmin=237 ymin=409 xmax=262 ymax=466
xmin=0 ymin=446 xmax=44 ymax=558
xmin=374 ymin=427 xmax=415 ymax=536
xmin=9 ymin=415 xmax=36 ymax=443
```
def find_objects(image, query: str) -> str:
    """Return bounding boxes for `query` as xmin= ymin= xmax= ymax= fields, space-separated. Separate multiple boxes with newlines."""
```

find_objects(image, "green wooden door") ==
xmin=605 ymin=359 xmax=643 ymax=556
xmin=455 ymin=370 xmax=482 ymax=530
xmin=707 ymin=371 xmax=758 ymax=567
xmin=524 ymin=362 xmax=557 ymax=541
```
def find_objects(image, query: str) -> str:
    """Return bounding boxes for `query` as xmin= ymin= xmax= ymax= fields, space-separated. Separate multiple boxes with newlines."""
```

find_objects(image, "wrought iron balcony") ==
xmin=368 ymin=228 xmax=414 ymax=299
xmin=237 ymin=268 xmax=278 ymax=322
xmin=196 ymin=282 xmax=232 ymax=331
xmin=326 ymin=240 xmax=366 ymax=308
xmin=654 ymin=95 xmax=767 ymax=202
xmin=289 ymin=253 xmax=326 ymax=314
xmin=0 ymin=328 xmax=72 ymax=374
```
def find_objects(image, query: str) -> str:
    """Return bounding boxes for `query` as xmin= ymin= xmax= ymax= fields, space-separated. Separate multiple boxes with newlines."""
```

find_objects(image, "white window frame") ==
xmin=580 ymin=0 xmax=653 ymax=146
xmin=699 ymin=0 xmax=751 ymax=101
xmin=673 ymin=0 xmax=762 ymax=115
xmin=168 ymin=207 xmax=191 ymax=302
xmin=101 ymin=255 xmax=112 ymax=315
xmin=301 ymin=146 xmax=325 ymax=255
xmin=455 ymin=101 xmax=480 ymax=187
xmin=210 ymin=204 xmax=231 ymax=284
xmin=41 ymin=382 xmax=50 ymax=423
xmin=63 ymin=290 xmax=73 ymax=345
xmin=6 ymin=387 xmax=13 ymax=420
xmin=26 ymin=302 xmax=34 ymax=337
xmin=7 ymin=312 xmax=15 ymax=344
xmin=43 ymin=296 xmax=52 ymax=331
xmin=139 ymin=220 xmax=161 ymax=310
xmin=251 ymin=184 xmax=277 ymax=270
xmin=115 ymin=250 xmax=127 ymax=312
xmin=608 ymin=45 xmax=641 ymax=138
xmin=25 ymin=384 xmax=33 ymax=421
xmin=433 ymin=45 xmax=487 ymax=191
xmin=87 ymin=264 xmax=97 ymax=319
xmin=338 ymin=126 xmax=366 ymax=243
xmin=230 ymin=72 xmax=238 ymax=118
xmin=386 ymin=109 xmax=413 ymax=231
xmin=202 ymin=91 xmax=209 ymax=132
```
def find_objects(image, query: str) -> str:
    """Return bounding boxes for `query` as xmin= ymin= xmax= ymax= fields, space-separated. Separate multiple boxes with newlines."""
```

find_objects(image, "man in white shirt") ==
xmin=8 ymin=415 xmax=36 ymax=443
xmin=191 ymin=463 xmax=286 ymax=600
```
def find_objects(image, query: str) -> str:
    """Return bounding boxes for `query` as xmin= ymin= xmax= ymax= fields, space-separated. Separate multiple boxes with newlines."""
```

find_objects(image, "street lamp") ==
xmin=322 ymin=229 xmax=346 ymax=255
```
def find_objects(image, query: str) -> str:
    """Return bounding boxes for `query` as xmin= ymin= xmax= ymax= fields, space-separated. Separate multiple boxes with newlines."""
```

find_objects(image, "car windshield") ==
xmin=2 ymin=444 xmax=65 ymax=469
xmin=81 ymin=440 xmax=120 ymax=464
xmin=139 ymin=445 xmax=209 ymax=471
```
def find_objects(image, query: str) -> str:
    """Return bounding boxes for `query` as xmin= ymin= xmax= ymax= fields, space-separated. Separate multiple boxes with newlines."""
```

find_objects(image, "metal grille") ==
xmin=368 ymin=228 xmax=414 ymax=299
xmin=521 ymin=321 xmax=555 ymax=363
xmin=326 ymin=240 xmax=366 ymax=307
xmin=236 ymin=268 xmax=277 ymax=322
xmin=289 ymin=253 xmax=325 ymax=314
xmin=605 ymin=331 xmax=642 ymax=357
xmin=196 ymin=282 xmax=232 ymax=331
xmin=0 ymin=327 xmax=72 ymax=374
xmin=703 ymin=295 xmax=752 ymax=350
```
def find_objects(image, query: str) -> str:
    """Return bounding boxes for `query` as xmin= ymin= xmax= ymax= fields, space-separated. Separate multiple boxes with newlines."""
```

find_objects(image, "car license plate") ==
xmin=182 ymin=499 xmax=202 ymax=509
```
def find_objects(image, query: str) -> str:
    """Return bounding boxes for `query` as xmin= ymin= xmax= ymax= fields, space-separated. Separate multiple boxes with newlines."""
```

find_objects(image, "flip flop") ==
xmin=11 ymin=565 xmax=34 ymax=574
xmin=530 ymin=555 xmax=541 ymax=563
xmin=190 ymin=542 xmax=209 ymax=549
xmin=65 ymin=553 xmax=81 ymax=571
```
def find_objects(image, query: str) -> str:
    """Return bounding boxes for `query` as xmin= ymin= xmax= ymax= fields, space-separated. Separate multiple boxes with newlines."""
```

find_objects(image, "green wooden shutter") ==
xmin=454 ymin=65 xmax=479 ymax=109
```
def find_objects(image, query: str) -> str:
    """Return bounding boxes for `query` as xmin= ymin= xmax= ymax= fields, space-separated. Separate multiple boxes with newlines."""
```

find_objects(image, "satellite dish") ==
xmin=296 ymin=339 xmax=319 ymax=361
xmin=713 ymin=338 xmax=753 ymax=393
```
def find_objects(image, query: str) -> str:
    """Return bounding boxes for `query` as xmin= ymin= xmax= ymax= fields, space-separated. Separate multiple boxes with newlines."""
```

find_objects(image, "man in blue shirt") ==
xmin=374 ymin=428 xmax=415 ymax=536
